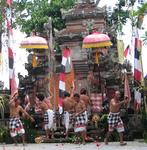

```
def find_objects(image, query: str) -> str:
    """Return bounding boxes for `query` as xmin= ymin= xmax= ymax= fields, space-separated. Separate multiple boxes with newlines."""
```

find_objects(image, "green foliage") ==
xmin=0 ymin=95 xmax=9 ymax=119
xmin=0 ymin=126 xmax=8 ymax=143
xmin=13 ymin=0 xmax=75 ymax=35
xmin=0 ymin=0 xmax=6 ymax=34
xmin=23 ymin=118 xmax=39 ymax=143
xmin=142 ymin=31 xmax=147 ymax=45
xmin=134 ymin=3 xmax=147 ymax=16
xmin=106 ymin=0 xmax=130 ymax=34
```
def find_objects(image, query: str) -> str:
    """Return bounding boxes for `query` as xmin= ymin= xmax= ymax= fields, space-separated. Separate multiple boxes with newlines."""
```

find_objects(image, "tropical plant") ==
xmin=0 ymin=96 xmax=5 ymax=120
xmin=13 ymin=0 xmax=75 ymax=35
xmin=106 ymin=0 xmax=130 ymax=35
xmin=142 ymin=31 xmax=147 ymax=45
xmin=0 ymin=126 xmax=8 ymax=143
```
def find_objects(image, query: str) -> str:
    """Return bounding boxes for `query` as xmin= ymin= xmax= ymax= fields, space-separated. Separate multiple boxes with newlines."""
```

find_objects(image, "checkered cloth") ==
xmin=74 ymin=111 xmax=87 ymax=132
xmin=44 ymin=109 xmax=56 ymax=130
xmin=108 ymin=112 xmax=124 ymax=132
xmin=90 ymin=93 xmax=103 ymax=113
xmin=9 ymin=117 xmax=24 ymax=133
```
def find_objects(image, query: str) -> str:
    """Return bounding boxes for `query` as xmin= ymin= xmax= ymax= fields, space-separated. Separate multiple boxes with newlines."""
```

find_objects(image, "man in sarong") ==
xmin=74 ymin=93 xmax=87 ymax=144
xmin=104 ymin=91 xmax=128 ymax=146
xmin=37 ymin=93 xmax=55 ymax=139
xmin=63 ymin=91 xmax=76 ymax=138
xmin=9 ymin=92 xmax=34 ymax=145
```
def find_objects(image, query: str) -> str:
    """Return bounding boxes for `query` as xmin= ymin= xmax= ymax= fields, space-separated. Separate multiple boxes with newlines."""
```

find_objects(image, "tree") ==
xmin=13 ymin=0 xmax=75 ymax=35
xmin=106 ymin=0 xmax=130 ymax=35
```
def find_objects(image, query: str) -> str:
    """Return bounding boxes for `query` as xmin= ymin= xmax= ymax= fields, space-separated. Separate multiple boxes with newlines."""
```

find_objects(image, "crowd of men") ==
xmin=9 ymin=89 xmax=128 ymax=146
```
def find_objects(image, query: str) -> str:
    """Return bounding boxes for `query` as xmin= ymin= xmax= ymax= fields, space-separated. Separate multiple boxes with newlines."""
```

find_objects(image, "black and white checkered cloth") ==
xmin=9 ymin=117 xmax=24 ymax=132
xmin=44 ymin=112 xmax=49 ymax=125
xmin=75 ymin=111 xmax=87 ymax=127
xmin=108 ymin=112 xmax=123 ymax=128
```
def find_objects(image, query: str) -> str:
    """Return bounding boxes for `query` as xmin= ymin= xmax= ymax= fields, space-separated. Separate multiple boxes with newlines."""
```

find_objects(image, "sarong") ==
xmin=44 ymin=109 xmax=56 ymax=130
xmin=9 ymin=117 xmax=25 ymax=137
xmin=108 ymin=112 xmax=124 ymax=133
xmin=63 ymin=111 xmax=75 ymax=132
xmin=74 ymin=111 xmax=87 ymax=133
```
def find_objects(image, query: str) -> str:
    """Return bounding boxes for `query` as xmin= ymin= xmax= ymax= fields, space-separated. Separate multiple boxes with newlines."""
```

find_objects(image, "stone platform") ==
xmin=0 ymin=142 xmax=147 ymax=150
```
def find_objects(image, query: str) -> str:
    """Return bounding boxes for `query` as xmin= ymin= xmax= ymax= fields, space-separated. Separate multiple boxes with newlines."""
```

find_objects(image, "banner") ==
xmin=117 ymin=39 xmax=124 ymax=64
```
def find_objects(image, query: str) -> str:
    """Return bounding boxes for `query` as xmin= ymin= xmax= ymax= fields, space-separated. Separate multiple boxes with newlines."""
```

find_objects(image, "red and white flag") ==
xmin=59 ymin=47 xmax=71 ymax=114
xmin=134 ymin=35 xmax=142 ymax=82
xmin=6 ymin=0 xmax=17 ymax=95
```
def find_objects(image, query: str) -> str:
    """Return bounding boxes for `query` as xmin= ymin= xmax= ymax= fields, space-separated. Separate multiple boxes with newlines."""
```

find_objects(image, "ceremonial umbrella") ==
xmin=20 ymin=35 xmax=48 ymax=49
xmin=82 ymin=32 xmax=112 ymax=49
xmin=82 ymin=32 xmax=112 ymax=101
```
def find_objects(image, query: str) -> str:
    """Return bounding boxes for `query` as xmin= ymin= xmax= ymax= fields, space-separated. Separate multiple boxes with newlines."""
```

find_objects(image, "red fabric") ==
xmin=6 ymin=0 xmax=11 ymax=6
xmin=124 ymin=45 xmax=129 ymax=57
xmin=59 ymin=73 xmax=65 ymax=82
xmin=8 ymin=47 xmax=13 ymax=58
xmin=134 ymin=69 xmax=142 ymax=81
xmin=63 ymin=48 xmax=70 ymax=58
xmin=124 ymin=74 xmax=131 ymax=102
xmin=59 ymin=98 xmax=63 ymax=106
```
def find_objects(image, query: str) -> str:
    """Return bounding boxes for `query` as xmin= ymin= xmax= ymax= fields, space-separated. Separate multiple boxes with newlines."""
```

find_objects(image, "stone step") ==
xmin=42 ymin=137 xmax=94 ymax=143
xmin=37 ymin=128 xmax=103 ymax=139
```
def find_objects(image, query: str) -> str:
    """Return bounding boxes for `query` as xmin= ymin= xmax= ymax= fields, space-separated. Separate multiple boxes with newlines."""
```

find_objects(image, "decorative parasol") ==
xmin=83 ymin=32 xmax=112 ymax=101
xmin=20 ymin=35 xmax=48 ymax=49
xmin=82 ymin=32 xmax=112 ymax=49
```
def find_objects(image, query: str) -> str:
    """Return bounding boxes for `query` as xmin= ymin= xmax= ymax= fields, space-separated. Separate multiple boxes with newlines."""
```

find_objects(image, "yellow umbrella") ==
xmin=82 ymin=32 xmax=112 ymax=49
xmin=20 ymin=35 xmax=48 ymax=49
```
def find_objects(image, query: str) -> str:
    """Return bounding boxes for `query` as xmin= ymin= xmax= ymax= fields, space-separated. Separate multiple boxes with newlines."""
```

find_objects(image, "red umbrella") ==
xmin=82 ymin=32 xmax=112 ymax=49
xmin=20 ymin=35 xmax=48 ymax=49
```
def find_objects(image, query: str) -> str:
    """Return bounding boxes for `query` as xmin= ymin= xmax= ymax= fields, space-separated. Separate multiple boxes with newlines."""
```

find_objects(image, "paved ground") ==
xmin=0 ymin=142 xmax=147 ymax=150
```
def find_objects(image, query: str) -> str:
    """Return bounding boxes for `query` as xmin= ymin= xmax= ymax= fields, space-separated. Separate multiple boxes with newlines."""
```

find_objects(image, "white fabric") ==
xmin=44 ymin=109 xmax=54 ymax=130
xmin=134 ymin=59 xmax=142 ymax=72
xmin=84 ymin=111 xmax=88 ymax=124
xmin=10 ymin=129 xmax=25 ymax=137
xmin=59 ymin=81 xmax=65 ymax=91
xmin=59 ymin=105 xmax=63 ymax=114
xmin=135 ymin=90 xmax=141 ymax=104
xmin=62 ymin=56 xmax=67 ymax=66
xmin=74 ymin=126 xmax=86 ymax=133
xmin=64 ymin=111 xmax=70 ymax=132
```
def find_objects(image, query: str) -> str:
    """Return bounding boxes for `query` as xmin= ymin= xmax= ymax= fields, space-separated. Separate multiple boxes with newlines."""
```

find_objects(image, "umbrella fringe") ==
xmin=82 ymin=41 xmax=112 ymax=49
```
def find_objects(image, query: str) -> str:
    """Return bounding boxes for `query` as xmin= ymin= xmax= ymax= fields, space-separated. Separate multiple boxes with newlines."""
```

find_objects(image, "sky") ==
xmin=0 ymin=0 xmax=147 ymax=88
xmin=0 ymin=30 xmax=28 ymax=88
xmin=98 ymin=0 xmax=147 ymax=76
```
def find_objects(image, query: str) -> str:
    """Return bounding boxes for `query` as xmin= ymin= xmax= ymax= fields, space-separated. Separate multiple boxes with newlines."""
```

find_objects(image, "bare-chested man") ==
xmin=104 ymin=91 xmax=128 ymax=146
xmin=74 ymin=93 xmax=87 ymax=144
xmin=9 ymin=92 xmax=34 ymax=145
xmin=80 ymin=88 xmax=91 ymax=123
xmin=63 ymin=91 xmax=76 ymax=138
xmin=36 ymin=93 xmax=55 ymax=139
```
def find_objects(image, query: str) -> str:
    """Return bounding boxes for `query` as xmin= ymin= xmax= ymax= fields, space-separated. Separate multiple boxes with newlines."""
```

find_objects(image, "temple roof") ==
xmin=62 ymin=1 xmax=105 ymax=21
